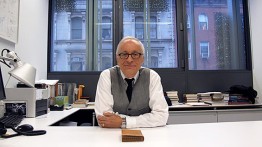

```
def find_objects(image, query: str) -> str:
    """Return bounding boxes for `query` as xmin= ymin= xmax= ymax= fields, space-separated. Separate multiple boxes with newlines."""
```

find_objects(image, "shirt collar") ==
xmin=119 ymin=69 xmax=139 ymax=83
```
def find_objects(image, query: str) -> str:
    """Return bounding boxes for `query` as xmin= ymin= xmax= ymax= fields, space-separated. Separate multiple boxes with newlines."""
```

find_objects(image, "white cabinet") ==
xmin=168 ymin=105 xmax=262 ymax=124
xmin=217 ymin=108 xmax=262 ymax=122
xmin=168 ymin=110 xmax=217 ymax=124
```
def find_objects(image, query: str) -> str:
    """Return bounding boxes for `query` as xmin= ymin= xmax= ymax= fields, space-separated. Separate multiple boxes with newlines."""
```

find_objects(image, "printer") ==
xmin=4 ymin=88 xmax=48 ymax=117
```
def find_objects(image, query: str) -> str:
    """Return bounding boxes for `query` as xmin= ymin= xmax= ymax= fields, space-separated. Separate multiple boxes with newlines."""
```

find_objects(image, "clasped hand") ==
xmin=97 ymin=112 xmax=122 ymax=128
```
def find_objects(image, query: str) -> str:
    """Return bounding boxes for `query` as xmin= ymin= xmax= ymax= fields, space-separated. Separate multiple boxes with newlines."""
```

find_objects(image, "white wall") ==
xmin=249 ymin=0 xmax=262 ymax=102
xmin=0 ymin=0 xmax=48 ymax=87
xmin=0 ymin=0 xmax=261 ymax=101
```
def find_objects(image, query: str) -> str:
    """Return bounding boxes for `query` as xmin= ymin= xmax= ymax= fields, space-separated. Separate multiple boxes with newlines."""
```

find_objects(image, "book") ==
xmin=72 ymin=99 xmax=88 ymax=108
xmin=122 ymin=129 xmax=144 ymax=142
xmin=57 ymin=82 xmax=77 ymax=104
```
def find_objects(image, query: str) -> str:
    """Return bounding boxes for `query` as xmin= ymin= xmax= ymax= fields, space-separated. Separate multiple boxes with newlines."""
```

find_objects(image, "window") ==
xmin=124 ymin=0 xmax=177 ymax=68
xmin=71 ymin=61 xmax=83 ymax=71
xmin=102 ymin=16 xmax=112 ymax=39
xmin=151 ymin=56 xmax=158 ymax=67
xmin=200 ymin=42 xmax=209 ymax=59
xmin=135 ymin=16 xmax=144 ymax=39
xmin=150 ymin=16 xmax=157 ymax=39
xmin=135 ymin=15 xmax=158 ymax=39
xmin=49 ymin=0 xmax=252 ymax=101
xmin=187 ymin=14 xmax=190 ymax=29
xmin=198 ymin=13 xmax=208 ymax=30
xmin=187 ymin=0 xmax=248 ymax=70
xmin=50 ymin=0 xmax=113 ymax=71
xmin=188 ymin=42 xmax=191 ymax=59
xmin=49 ymin=0 xmax=250 ymax=71
xmin=96 ymin=3 xmax=113 ymax=71
xmin=71 ymin=17 xmax=83 ymax=39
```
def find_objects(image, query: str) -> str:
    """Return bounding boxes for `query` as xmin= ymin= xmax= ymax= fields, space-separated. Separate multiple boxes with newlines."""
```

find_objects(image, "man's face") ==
xmin=116 ymin=39 xmax=144 ymax=78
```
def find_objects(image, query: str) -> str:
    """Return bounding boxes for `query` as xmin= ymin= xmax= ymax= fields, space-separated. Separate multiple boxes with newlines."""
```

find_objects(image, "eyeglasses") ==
xmin=118 ymin=53 xmax=143 ymax=59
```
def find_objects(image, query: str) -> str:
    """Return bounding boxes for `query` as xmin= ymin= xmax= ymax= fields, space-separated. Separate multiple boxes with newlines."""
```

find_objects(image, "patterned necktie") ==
xmin=125 ymin=78 xmax=134 ymax=102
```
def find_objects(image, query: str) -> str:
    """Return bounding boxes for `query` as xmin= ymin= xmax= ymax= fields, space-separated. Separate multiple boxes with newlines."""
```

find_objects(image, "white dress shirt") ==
xmin=95 ymin=67 xmax=169 ymax=128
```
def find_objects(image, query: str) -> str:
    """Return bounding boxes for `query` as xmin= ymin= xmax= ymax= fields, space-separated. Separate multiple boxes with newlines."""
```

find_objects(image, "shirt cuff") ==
xmin=125 ymin=116 xmax=137 ymax=128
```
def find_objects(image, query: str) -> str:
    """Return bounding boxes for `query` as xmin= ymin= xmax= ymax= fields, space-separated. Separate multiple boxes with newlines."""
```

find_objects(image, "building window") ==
xmin=187 ymin=14 xmax=190 ymax=29
xmin=200 ymin=42 xmax=209 ymax=59
xmin=102 ymin=57 xmax=111 ymax=70
xmin=198 ymin=13 xmax=208 ymax=30
xmin=71 ymin=17 xmax=82 ymax=39
xmin=71 ymin=62 xmax=83 ymax=71
xmin=135 ymin=16 xmax=144 ymax=39
xmin=102 ymin=16 xmax=111 ymax=39
xmin=188 ymin=42 xmax=191 ymax=59
xmin=150 ymin=16 xmax=157 ymax=39
xmin=151 ymin=56 xmax=158 ymax=68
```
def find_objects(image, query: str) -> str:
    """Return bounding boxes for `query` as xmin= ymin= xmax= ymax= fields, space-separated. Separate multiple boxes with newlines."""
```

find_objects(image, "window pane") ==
xmin=123 ymin=0 xmax=177 ymax=68
xmin=102 ymin=17 xmax=112 ymax=39
xmin=200 ymin=41 xmax=209 ymax=59
xmin=51 ymin=0 xmax=87 ymax=71
xmin=150 ymin=16 xmax=157 ymax=39
xmin=95 ymin=0 xmax=113 ymax=71
xmin=135 ymin=16 xmax=144 ymax=39
xmin=187 ymin=0 xmax=247 ymax=70
xmin=71 ymin=17 xmax=82 ymax=39
xmin=198 ymin=14 xmax=208 ymax=30
xmin=50 ymin=0 xmax=113 ymax=71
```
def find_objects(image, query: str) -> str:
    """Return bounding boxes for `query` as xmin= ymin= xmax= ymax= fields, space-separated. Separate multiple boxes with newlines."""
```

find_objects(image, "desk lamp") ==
xmin=0 ymin=49 xmax=36 ymax=87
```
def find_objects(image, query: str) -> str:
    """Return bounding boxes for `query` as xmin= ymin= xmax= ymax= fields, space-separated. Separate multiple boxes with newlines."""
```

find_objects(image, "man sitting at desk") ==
xmin=95 ymin=36 xmax=169 ymax=128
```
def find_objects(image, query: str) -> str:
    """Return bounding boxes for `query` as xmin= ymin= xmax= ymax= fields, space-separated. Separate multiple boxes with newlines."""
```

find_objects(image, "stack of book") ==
xmin=183 ymin=94 xmax=198 ymax=103
xmin=197 ymin=92 xmax=212 ymax=102
xmin=223 ymin=93 xmax=230 ymax=103
xmin=197 ymin=92 xmax=225 ymax=102
xmin=72 ymin=99 xmax=89 ymax=108
xmin=166 ymin=91 xmax=179 ymax=104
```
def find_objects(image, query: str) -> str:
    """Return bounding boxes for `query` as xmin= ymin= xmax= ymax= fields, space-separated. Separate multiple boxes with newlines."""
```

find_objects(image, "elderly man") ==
xmin=95 ymin=36 xmax=168 ymax=128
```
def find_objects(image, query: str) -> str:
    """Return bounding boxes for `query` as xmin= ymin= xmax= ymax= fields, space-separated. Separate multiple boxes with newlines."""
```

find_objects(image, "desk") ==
xmin=1 ymin=110 xmax=262 ymax=147
xmin=48 ymin=104 xmax=262 ymax=125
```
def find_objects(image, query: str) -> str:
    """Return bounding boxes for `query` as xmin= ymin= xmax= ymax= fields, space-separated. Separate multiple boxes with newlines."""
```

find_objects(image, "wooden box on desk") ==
xmin=4 ymin=88 xmax=48 ymax=117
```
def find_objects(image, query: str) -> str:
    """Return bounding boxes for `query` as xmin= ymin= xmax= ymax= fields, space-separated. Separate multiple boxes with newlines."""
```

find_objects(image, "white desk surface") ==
xmin=1 ymin=109 xmax=262 ymax=147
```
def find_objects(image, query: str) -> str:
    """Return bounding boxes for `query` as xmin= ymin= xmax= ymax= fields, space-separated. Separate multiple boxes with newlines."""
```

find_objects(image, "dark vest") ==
xmin=110 ymin=66 xmax=151 ymax=116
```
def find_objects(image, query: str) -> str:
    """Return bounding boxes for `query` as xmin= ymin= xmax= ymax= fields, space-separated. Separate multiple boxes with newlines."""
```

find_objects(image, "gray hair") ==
xmin=116 ymin=36 xmax=145 ymax=54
